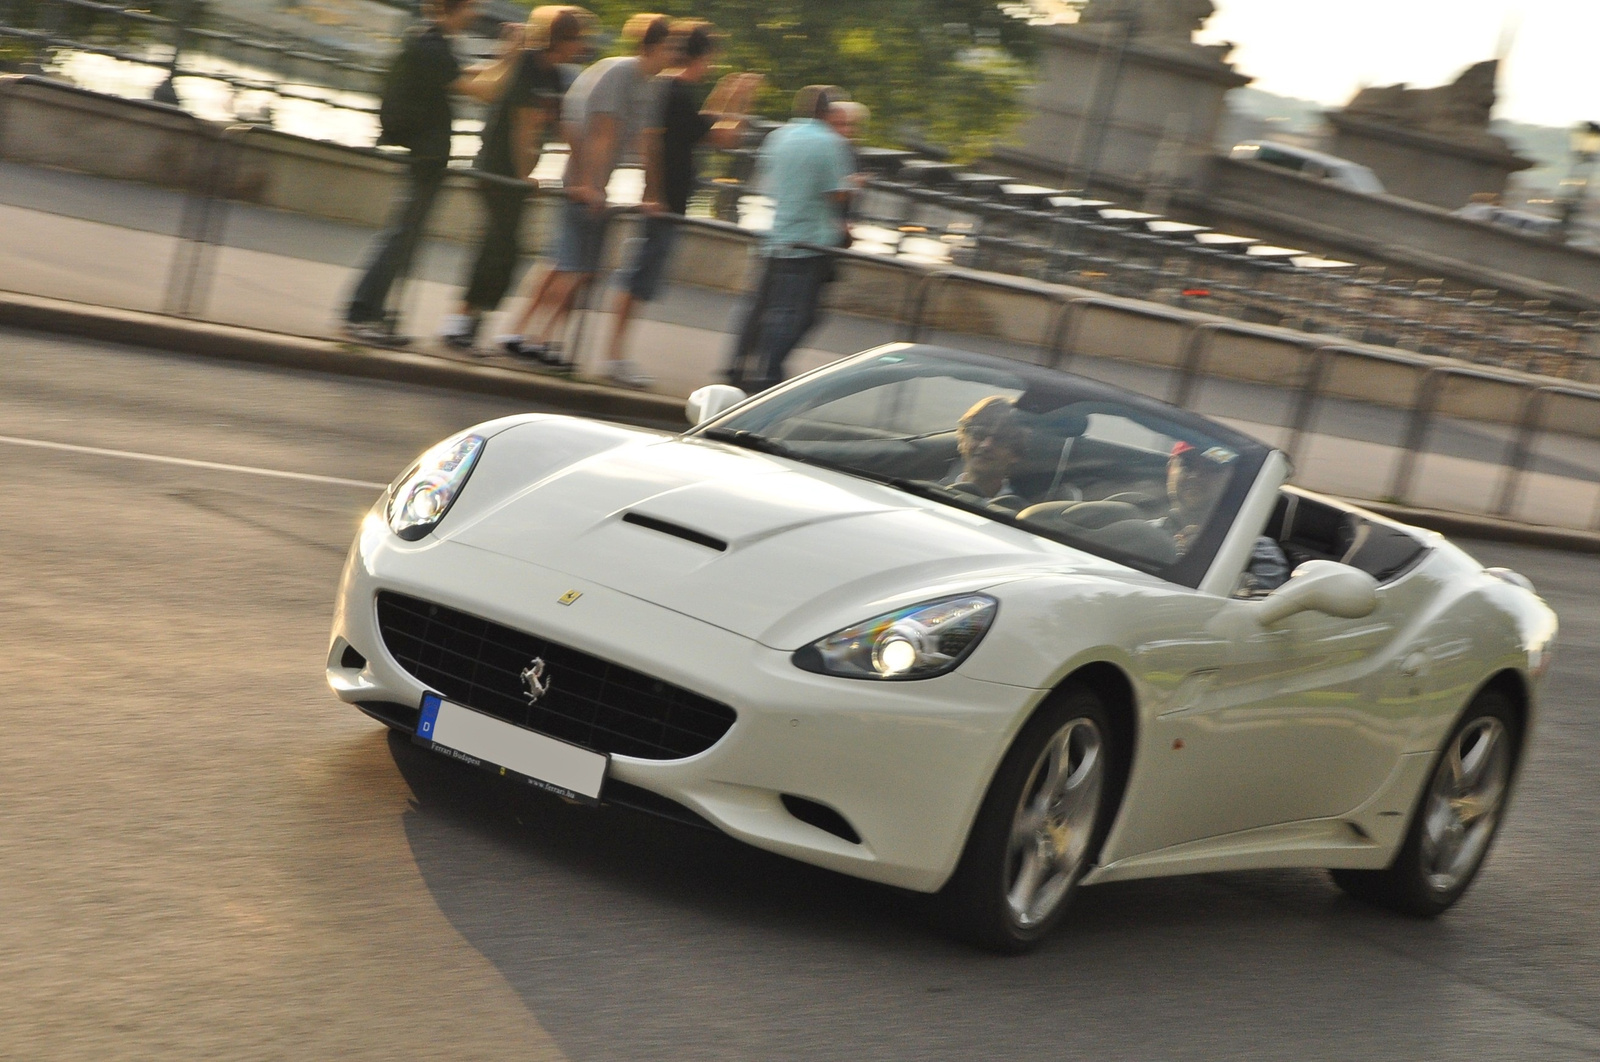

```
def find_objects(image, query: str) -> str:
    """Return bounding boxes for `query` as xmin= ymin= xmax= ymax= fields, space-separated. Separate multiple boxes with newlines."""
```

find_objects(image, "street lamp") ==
xmin=1557 ymin=120 xmax=1600 ymax=243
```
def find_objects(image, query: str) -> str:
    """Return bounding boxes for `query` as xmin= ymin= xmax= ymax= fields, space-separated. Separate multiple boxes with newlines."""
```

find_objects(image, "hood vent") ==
xmin=622 ymin=511 xmax=727 ymax=552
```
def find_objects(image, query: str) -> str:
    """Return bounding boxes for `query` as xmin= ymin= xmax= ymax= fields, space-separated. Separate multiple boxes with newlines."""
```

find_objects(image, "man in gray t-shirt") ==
xmin=499 ymin=13 xmax=673 ymax=378
xmin=562 ymin=54 xmax=667 ymax=207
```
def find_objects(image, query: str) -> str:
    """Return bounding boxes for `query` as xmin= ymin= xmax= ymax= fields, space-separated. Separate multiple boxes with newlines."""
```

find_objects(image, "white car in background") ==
xmin=1231 ymin=140 xmax=1387 ymax=195
xmin=1457 ymin=204 xmax=1562 ymax=240
xmin=327 ymin=344 xmax=1555 ymax=952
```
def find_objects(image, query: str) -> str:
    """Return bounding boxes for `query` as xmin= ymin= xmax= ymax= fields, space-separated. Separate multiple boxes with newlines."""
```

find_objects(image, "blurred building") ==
xmin=994 ymin=0 xmax=1249 ymax=194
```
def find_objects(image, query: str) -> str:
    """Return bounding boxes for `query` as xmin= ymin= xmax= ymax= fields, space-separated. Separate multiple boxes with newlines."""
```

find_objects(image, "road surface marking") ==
xmin=0 ymin=433 xmax=387 ymax=490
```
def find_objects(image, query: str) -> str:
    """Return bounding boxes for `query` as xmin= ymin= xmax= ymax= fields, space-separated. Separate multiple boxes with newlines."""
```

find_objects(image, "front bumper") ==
xmin=327 ymin=512 xmax=1041 ymax=893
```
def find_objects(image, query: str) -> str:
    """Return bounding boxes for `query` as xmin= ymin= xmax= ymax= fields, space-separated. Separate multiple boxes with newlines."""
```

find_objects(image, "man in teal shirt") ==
xmin=725 ymin=85 xmax=854 ymax=391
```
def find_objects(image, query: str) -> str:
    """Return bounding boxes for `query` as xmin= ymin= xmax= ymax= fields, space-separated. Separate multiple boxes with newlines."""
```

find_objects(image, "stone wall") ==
xmin=0 ymin=75 xmax=551 ymax=245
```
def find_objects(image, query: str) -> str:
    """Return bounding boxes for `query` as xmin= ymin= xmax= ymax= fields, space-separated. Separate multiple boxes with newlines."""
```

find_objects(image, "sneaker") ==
xmin=533 ymin=341 xmax=567 ymax=367
xmin=377 ymin=311 xmax=413 ymax=347
xmin=536 ymin=355 xmax=577 ymax=377
xmin=602 ymin=358 xmax=655 ymax=390
xmin=343 ymin=320 xmax=410 ymax=348
xmin=438 ymin=313 xmax=478 ymax=351
xmin=496 ymin=334 xmax=547 ymax=360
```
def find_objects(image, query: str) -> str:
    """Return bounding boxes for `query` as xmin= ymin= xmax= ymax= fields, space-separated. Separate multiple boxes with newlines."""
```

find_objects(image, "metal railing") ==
xmin=702 ymin=152 xmax=1600 ymax=384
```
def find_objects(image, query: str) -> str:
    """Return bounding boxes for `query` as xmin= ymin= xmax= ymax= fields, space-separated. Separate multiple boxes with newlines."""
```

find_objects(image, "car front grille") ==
xmin=375 ymin=591 xmax=737 ymax=761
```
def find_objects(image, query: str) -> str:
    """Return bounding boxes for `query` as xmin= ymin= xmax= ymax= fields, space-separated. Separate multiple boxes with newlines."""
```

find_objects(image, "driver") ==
xmin=944 ymin=396 xmax=1031 ymax=508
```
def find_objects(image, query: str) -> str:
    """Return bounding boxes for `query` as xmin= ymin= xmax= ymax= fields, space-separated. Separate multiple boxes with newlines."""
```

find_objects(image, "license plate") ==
xmin=414 ymin=693 xmax=607 ymax=804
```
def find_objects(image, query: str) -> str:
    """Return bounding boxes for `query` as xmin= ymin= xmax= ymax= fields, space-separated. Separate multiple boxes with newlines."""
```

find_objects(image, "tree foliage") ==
xmin=566 ymin=1 xmax=1038 ymax=161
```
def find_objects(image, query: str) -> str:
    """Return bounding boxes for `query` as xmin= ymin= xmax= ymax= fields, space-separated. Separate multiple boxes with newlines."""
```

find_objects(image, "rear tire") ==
xmin=1332 ymin=689 xmax=1519 ymax=917
xmin=937 ymin=685 xmax=1120 ymax=953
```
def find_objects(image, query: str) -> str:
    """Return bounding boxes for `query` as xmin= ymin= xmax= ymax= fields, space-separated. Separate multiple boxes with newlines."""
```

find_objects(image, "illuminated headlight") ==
xmin=792 ymin=595 xmax=998 ymax=680
xmin=385 ymin=432 xmax=486 ymax=540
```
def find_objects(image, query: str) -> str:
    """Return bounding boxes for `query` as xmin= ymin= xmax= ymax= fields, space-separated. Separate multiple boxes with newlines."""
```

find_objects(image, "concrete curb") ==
xmin=0 ymin=291 xmax=688 ymax=427
xmin=6 ymin=290 xmax=1599 ymax=555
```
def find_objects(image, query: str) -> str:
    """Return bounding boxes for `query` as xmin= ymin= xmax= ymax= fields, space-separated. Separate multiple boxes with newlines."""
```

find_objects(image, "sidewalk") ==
xmin=4 ymin=161 xmax=1599 ymax=545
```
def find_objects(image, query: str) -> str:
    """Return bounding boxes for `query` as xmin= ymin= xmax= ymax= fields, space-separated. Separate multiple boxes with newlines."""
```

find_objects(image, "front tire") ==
xmin=937 ymin=685 xmax=1118 ymax=953
xmin=1332 ymin=689 xmax=1519 ymax=917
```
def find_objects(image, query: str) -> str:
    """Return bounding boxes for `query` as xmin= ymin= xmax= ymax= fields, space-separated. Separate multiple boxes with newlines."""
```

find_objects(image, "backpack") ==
xmin=377 ymin=28 xmax=430 ymax=149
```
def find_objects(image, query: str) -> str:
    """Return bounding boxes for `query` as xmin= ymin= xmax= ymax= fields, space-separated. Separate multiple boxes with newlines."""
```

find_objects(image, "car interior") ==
xmin=771 ymin=404 xmax=1168 ymax=507
xmin=1265 ymin=491 xmax=1430 ymax=584
xmin=743 ymin=365 xmax=1430 ymax=586
xmin=766 ymin=397 xmax=1208 ymax=571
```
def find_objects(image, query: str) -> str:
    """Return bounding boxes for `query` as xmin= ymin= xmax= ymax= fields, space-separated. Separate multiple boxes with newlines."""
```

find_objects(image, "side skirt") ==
xmin=1082 ymin=751 xmax=1433 ymax=885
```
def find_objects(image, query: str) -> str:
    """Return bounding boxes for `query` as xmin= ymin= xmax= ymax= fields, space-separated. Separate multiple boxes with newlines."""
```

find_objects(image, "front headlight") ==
xmin=386 ymin=432 xmax=486 ymax=540
xmin=792 ymin=594 xmax=998 ymax=680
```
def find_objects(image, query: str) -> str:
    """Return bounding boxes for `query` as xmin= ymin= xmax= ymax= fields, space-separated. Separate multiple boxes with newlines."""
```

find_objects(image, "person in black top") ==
xmin=343 ymin=0 xmax=520 ymax=346
xmin=595 ymin=20 xmax=760 ymax=385
xmin=439 ymin=6 xmax=591 ymax=351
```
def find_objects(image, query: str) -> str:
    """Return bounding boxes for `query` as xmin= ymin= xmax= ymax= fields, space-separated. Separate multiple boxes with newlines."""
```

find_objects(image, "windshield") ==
xmin=694 ymin=345 xmax=1272 ymax=587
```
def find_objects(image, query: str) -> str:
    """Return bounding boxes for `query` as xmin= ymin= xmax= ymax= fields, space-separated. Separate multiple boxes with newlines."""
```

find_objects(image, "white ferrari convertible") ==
xmin=328 ymin=344 xmax=1557 ymax=951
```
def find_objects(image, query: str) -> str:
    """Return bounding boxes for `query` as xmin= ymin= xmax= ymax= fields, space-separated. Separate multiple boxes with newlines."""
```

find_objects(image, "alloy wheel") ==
xmin=1004 ymin=717 xmax=1104 ymax=928
xmin=1420 ymin=716 xmax=1512 ymax=895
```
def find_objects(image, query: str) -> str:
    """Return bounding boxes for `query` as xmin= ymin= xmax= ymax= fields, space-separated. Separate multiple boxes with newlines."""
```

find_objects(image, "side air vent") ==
xmin=340 ymin=644 xmax=368 ymax=670
xmin=622 ymin=511 xmax=727 ymax=552
xmin=781 ymin=794 xmax=862 ymax=844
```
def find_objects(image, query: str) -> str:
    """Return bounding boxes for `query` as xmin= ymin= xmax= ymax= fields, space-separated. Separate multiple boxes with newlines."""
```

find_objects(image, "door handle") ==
xmin=1400 ymin=651 xmax=1428 ymax=677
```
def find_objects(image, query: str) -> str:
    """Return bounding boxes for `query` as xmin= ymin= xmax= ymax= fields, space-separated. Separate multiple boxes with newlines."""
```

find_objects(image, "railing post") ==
xmin=1491 ymin=386 xmax=1550 ymax=518
xmin=1387 ymin=367 xmax=1447 ymax=505
xmin=1032 ymin=291 xmax=1070 ymax=367
xmin=901 ymin=270 xmax=952 ymax=344
xmin=1170 ymin=321 xmax=1220 ymax=408
xmin=1285 ymin=343 xmax=1338 ymax=464
xmin=1044 ymin=297 xmax=1095 ymax=371
xmin=162 ymin=120 xmax=234 ymax=317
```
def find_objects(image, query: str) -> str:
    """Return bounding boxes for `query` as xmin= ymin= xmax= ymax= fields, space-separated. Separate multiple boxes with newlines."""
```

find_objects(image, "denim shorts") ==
xmin=616 ymin=215 xmax=678 ymax=302
xmin=555 ymin=197 xmax=606 ymax=273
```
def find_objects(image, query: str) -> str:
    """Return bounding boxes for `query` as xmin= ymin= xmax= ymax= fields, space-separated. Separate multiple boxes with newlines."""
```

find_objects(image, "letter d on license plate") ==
xmin=416 ymin=693 xmax=607 ymax=803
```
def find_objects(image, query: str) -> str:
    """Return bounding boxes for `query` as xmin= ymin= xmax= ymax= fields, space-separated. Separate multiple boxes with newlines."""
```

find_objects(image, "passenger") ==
xmin=944 ymin=396 xmax=1031 ymax=508
xmin=1157 ymin=440 xmax=1232 ymax=557
xmin=1237 ymin=535 xmax=1292 ymax=596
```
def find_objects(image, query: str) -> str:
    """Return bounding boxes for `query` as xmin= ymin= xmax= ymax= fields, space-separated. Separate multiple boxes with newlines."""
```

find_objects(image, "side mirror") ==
xmin=686 ymin=384 xmax=747 ymax=426
xmin=1257 ymin=560 xmax=1378 ymax=626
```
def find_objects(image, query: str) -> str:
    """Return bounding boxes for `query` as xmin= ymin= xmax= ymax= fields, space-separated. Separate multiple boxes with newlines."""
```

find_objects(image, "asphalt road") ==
xmin=2 ymin=329 xmax=1597 ymax=1061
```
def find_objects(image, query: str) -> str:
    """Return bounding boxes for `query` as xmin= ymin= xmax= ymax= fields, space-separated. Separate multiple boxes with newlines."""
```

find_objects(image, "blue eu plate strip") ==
xmin=417 ymin=692 xmax=443 ymax=741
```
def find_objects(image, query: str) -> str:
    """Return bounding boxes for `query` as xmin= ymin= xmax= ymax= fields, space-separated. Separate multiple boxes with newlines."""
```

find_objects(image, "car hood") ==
xmin=447 ymin=431 xmax=1130 ymax=648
